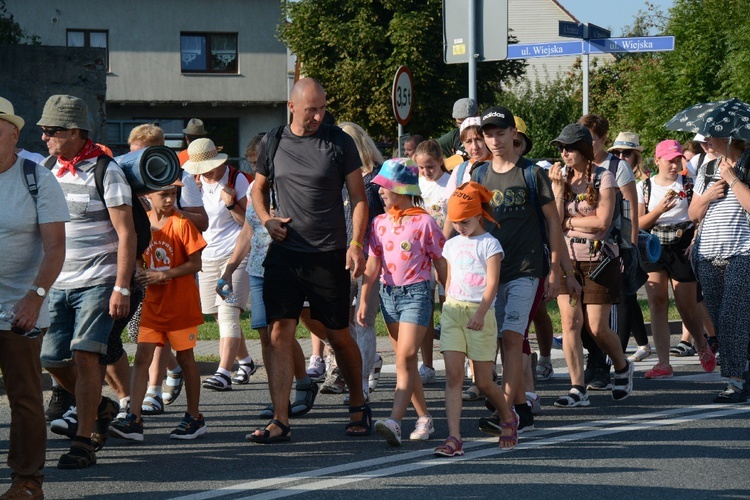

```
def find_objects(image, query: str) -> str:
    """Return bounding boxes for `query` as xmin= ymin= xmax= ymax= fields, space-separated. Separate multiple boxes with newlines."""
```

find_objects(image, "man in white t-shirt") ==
xmin=0 ymin=97 xmax=68 ymax=497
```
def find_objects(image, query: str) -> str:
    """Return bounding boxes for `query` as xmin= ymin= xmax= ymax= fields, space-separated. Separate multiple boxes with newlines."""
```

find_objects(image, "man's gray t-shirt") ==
xmin=0 ymin=157 xmax=70 ymax=329
xmin=256 ymin=124 xmax=360 ymax=252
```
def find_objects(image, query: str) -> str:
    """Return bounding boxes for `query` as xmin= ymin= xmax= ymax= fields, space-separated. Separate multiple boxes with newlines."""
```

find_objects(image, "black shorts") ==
xmin=263 ymin=245 xmax=350 ymax=330
xmin=641 ymin=228 xmax=696 ymax=283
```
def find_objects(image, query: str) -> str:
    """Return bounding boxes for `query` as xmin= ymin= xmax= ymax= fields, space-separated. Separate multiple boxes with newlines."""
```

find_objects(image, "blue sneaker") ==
xmin=170 ymin=413 xmax=207 ymax=440
xmin=108 ymin=413 xmax=144 ymax=442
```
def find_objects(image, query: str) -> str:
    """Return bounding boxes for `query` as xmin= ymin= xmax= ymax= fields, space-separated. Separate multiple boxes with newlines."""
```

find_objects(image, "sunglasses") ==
xmin=557 ymin=144 xmax=578 ymax=153
xmin=41 ymin=126 xmax=68 ymax=137
xmin=613 ymin=149 xmax=634 ymax=158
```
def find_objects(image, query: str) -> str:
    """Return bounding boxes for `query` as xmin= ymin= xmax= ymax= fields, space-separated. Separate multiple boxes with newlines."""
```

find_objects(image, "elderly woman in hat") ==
xmin=548 ymin=123 xmax=634 ymax=408
xmin=182 ymin=138 xmax=256 ymax=392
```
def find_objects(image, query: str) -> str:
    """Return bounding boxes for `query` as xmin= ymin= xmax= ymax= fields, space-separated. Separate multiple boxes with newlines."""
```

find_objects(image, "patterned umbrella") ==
xmin=665 ymin=97 xmax=750 ymax=141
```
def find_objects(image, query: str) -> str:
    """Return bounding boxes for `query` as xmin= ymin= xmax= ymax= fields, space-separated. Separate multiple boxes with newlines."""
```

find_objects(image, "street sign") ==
xmin=559 ymin=21 xmax=583 ymax=39
xmin=392 ymin=66 xmax=413 ymax=127
xmin=443 ymin=0 xmax=508 ymax=64
xmin=586 ymin=22 xmax=611 ymax=40
xmin=507 ymin=41 xmax=584 ymax=60
xmin=587 ymin=36 xmax=676 ymax=54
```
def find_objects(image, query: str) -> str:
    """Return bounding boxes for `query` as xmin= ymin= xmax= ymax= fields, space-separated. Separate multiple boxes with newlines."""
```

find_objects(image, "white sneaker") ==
xmin=368 ymin=354 xmax=383 ymax=392
xmin=628 ymin=345 xmax=652 ymax=362
xmin=409 ymin=415 xmax=435 ymax=440
xmin=419 ymin=364 xmax=436 ymax=384
xmin=375 ymin=418 xmax=402 ymax=446
xmin=306 ymin=355 xmax=327 ymax=382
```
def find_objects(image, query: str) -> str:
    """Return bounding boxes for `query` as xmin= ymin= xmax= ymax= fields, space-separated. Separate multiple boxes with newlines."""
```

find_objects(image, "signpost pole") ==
xmin=398 ymin=124 xmax=404 ymax=156
xmin=468 ymin=0 xmax=477 ymax=100
xmin=583 ymin=52 xmax=589 ymax=115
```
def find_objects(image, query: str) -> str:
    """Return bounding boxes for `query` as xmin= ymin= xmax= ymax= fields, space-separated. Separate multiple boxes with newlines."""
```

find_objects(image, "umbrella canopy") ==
xmin=665 ymin=98 xmax=750 ymax=141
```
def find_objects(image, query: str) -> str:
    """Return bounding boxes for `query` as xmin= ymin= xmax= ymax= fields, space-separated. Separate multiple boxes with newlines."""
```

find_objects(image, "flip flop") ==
xmin=247 ymin=419 xmax=291 ymax=444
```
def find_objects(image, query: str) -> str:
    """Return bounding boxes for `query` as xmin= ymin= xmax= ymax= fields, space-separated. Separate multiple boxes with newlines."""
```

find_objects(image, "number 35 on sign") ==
xmin=392 ymin=66 xmax=413 ymax=126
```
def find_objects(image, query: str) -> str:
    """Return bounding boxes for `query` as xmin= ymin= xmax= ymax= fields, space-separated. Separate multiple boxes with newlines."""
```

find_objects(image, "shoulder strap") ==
xmin=608 ymin=156 xmax=619 ymax=176
xmin=469 ymin=161 xmax=489 ymax=184
xmin=225 ymin=165 xmax=251 ymax=190
xmin=681 ymin=174 xmax=694 ymax=204
xmin=266 ymin=125 xmax=285 ymax=210
xmin=522 ymin=159 xmax=538 ymax=210
xmin=643 ymin=177 xmax=651 ymax=214
xmin=94 ymin=155 xmax=112 ymax=206
xmin=22 ymin=159 xmax=39 ymax=201
xmin=42 ymin=156 xmax=57 ymax=170
xmin=455 ymin=162 xmax=468 ymax=188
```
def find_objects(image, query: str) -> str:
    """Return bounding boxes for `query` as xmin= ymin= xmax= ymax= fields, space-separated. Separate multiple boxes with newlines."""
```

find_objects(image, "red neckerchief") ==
xmin=56 ymin=139 xmax=105 ymax=178
xmin=388 ymin=206 xmax=428 ymax=224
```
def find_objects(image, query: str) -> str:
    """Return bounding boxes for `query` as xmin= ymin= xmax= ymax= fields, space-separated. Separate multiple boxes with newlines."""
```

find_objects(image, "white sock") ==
xmin=217 ymin=367 xmax=231 ymax=378
xmin=167 ymin=365 xmax=182 ymax=375
xmin=119 ymin=396 xmax=130 ymax=411
xmin=239 ymin=356 xmax=253 ymax=366
xmin=147 ymin=386 xmax=160 ymax=396
xmin=539 ymin=355 xmax=551 ymax=365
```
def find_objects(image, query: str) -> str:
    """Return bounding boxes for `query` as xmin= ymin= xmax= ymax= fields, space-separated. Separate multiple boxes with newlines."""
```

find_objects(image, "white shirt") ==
xmin=443 ymin=232 xmax=503 ymax=303
xmin=200 ymin=167 xmax=250 ymax=260
xmin=419 ymin=172 xmax=451 ymax=229
xmin=636 ymin=177 xmax=690 ymax=225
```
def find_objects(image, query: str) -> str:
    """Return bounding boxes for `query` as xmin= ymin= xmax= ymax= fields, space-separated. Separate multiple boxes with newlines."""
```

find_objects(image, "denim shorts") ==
xmin=379 ymin=280 xmax=433 ymax=327
xmin=41 ymin=284 xmax=115 ymax=368
xmin=249 ymin=275 xmax=267 ymax=330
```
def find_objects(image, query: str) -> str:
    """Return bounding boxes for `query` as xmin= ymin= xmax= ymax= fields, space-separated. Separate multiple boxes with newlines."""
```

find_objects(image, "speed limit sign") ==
xmin=392 ymin=66 xmax=413 ymax=126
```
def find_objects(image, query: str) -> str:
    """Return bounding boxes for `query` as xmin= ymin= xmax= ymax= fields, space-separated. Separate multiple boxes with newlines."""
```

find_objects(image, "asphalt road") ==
xmin=0 ymin=343 xmax=748 ymax=499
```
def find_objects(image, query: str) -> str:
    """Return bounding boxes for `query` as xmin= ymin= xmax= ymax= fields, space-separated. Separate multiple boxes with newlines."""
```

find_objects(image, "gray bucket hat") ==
xmin=37 ymin=95 xmax=90 ymax=131
xmin=182 ymin=118 xmax=207 ymax=136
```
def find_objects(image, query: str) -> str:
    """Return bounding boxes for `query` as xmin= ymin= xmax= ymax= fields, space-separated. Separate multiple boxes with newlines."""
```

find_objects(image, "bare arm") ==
xmin=432 ymin=256 xmax=447 ymax=290
xmin=218 ymin=222 xmax=253 ymax=290
xmin=688 ymin=181 xmax=726 ymax=224
xmin=345 ymin=169 xmax=368 ymax=278
xmin=12 ymin=222 xmax=66 ymax=331
xmin=251 ymin=172 xmax=291 ymax=241
xmin=137 ymin=250 xmax=202 ymax=286
xmin=108 ymin=204 xmax=137 ymax=319
xmin=564 ymin=186 xmax=616 ymax=233
xmin=356 ymin=254 xmax=381 ymax=326
xmin=179 ymin=206 xmax=208 ymax=232
xmin=467 ymin=253 xmax=501 ymax=331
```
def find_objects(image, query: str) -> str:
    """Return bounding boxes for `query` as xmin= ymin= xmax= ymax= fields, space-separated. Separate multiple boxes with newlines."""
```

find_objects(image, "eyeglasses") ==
xmin=557 ymin=144 xmax=578 ymax=153
xmin=41 ymin=127 xmax=68 ymax=137
xmin=613 ymin=150 xmax=634 ymax=158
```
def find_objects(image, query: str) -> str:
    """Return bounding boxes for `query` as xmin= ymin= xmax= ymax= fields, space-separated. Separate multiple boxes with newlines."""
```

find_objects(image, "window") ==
xmin=67 ymin=29 xmax=108 ymax=69
xmin=181 ymin=32 xmax=238 ymax=74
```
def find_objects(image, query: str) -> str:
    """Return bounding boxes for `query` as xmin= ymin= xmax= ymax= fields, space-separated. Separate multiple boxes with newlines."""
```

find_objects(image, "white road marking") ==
xmin=171 ymin=404 xmax=750 ymax=500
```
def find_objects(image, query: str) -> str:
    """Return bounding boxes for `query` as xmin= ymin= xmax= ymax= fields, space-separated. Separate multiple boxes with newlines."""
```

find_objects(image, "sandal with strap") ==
xmin=498 ymin=413 xmax=519 ymax=449
xmin=57 ymin=440 xmax=96 ymax=469
xmin=162 ymin=369 xmax=184 ymax=405
xmin=232 ymin=360 xmax=257 ymax=385
xmin=345 ymin=404 xmax=372 ymax=437
xmin=462 ymin=385 xmax=483 ymax=401
xmin=554 ymin=387 xmax=590 ymax=407
xmin=141 ymin=392 xmax=164 ymax=415
xmin=202 ymin=372 xmax=232 ymax=391
xmin=290 ymin=379 xmax=318 ymax=418
xmin=247 ymin=419 xmax=291 ymax=444
xmin=434 ymin=436 xmax=464 ymax=457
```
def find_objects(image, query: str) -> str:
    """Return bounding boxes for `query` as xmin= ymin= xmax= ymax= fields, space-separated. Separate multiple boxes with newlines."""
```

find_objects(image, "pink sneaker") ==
xmin=698 ymin=346 xmax=717 ymax=373
xmin=645 ymin=363 xmax=674 ymax=379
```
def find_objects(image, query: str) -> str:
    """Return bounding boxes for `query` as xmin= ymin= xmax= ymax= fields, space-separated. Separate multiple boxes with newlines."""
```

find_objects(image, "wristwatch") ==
xmin=113 ymin=286 xmax=131 ymax=296
xmin=30 ymin=286 xmax=46 ymax=298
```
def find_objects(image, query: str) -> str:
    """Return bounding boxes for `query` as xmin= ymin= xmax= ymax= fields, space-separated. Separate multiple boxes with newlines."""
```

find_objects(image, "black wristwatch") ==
xmin=225 ymin=202 xmax=236 ymax=211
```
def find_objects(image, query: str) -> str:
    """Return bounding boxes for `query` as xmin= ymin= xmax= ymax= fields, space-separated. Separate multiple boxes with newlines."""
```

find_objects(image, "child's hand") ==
xmin=137 ymin=269 xmax=168 ymax=286
xmin=467 ymin=312 xmax=484 ymax=331
xmin=356 ymin=303 xmax=368 ymax=327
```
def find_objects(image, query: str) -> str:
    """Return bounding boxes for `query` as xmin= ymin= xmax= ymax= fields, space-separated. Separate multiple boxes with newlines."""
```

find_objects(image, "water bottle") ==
xmin=216 ymin=279 xmax=237 ymax=306
xmin=0 ymin=305 xmax=42 ymax=338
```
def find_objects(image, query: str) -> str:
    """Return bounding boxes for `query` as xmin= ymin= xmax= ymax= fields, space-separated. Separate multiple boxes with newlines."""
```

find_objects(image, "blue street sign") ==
xmin=507 ymin=41 xmax=584 ymax=60
xmin=587 ymin=36 xmax=675 ymax=54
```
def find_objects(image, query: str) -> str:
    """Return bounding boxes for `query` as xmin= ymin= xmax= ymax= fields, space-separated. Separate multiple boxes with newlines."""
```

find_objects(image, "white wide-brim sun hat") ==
xmin=182 ymin=138 xmax=228 ymax=175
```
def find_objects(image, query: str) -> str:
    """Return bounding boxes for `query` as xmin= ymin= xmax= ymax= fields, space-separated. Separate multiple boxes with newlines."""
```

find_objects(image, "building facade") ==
xmin=7 ymin=0 xmax=289 ymax=160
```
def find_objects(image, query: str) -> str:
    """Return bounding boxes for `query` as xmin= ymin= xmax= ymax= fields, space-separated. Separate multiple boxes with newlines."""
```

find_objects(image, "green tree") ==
xmin=0 ymin=0 xmax=39 ymax=44
xmin=279 ymin=0 xmax=526 ymax=141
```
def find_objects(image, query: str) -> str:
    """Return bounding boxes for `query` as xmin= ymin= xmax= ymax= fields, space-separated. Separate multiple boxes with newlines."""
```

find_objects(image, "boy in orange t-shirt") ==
xmin=109 ymin=183 xmax=207 ymax=441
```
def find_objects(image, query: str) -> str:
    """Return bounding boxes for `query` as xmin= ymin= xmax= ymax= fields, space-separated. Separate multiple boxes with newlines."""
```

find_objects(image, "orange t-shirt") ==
xmin=140 ymin=213 xmax=206 ymax=331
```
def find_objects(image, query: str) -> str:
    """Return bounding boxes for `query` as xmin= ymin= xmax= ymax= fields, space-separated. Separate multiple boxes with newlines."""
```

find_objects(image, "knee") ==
xmin=217 ymin=305 xmax=242 ymax=339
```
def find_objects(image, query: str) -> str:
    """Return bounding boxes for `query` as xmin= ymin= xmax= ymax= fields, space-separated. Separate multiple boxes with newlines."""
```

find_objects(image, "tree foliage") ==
xmin=279 ymin=0 xmax=526 ymax=141
xmin=0 ymin=1 xmax=39 ymax=45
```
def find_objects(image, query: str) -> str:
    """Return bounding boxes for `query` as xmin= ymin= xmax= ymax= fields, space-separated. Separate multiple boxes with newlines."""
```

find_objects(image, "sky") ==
xmin=558 ymin=0 xmax=675 ymax=37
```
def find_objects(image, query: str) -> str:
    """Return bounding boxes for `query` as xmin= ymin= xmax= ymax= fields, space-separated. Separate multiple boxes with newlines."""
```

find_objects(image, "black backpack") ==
xmin=264 ymin=124 xmax=345 ymax=210
xmin=43 ymin=155 xmax=152 ymax=256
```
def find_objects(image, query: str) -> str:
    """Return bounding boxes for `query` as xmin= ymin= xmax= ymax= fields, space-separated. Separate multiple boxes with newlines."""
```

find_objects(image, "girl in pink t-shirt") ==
xmin=358 ymin=158 xmax=446 ymax=447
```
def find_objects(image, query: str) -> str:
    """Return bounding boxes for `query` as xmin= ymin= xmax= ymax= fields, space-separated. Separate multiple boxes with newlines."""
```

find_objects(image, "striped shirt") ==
xmin=694 ymin=166 xmax=750 ymax=259
xmin=51 ymin=156 xmax=132 ymax=289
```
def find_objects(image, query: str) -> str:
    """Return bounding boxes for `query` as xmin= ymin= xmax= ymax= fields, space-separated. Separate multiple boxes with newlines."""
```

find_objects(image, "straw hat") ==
xmin=182 ymin=138 xmax=227 ymax=175
xmin=608 ymin=131 xmax=644 ymax=152
xmin=0 ymin=97 xmax=24 ymax=130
